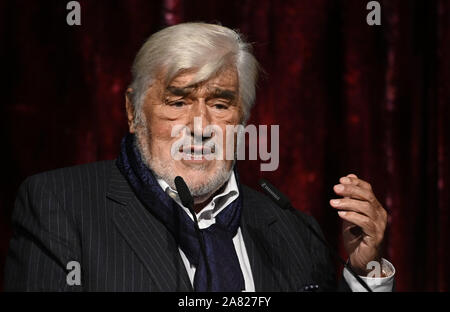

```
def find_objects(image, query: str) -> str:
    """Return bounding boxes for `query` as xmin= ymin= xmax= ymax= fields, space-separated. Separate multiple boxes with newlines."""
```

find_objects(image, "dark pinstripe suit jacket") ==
xmin=4 ymin=160 xmax=346 ymax=291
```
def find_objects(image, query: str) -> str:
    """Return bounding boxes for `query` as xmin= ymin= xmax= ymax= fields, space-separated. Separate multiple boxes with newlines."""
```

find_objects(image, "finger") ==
xmin=342 ymin=221 xmax=363 ymax=237
xmin=337 ymin=211 xmax=376 ymax=237
xmin=330 ymin=198 xmax=376 ymax=219
xmin=333 ymin=183 xmax=377 ymax=204
xmin=340 ymin=175 xmax=372 ymax=191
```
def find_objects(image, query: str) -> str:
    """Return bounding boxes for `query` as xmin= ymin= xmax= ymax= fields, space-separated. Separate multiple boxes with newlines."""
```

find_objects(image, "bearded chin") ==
xmin=133 ymin=123 xmax=234 ymax=201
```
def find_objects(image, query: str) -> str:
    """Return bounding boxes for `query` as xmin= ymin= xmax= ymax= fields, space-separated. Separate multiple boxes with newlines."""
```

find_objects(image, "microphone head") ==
xmin=174 ymin=176 xmax=194 ymax=209
xmin=258 ymin=178 xmax=292 ymax=210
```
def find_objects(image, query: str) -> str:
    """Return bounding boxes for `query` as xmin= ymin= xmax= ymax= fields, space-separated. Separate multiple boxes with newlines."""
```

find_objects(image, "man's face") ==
xmin=129 ymin=67 xmax=241 ymax=202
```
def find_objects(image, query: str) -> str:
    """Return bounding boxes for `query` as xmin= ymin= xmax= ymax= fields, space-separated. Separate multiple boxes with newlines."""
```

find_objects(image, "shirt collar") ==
xmin=156 ymin=171 xmax=239 ymax=228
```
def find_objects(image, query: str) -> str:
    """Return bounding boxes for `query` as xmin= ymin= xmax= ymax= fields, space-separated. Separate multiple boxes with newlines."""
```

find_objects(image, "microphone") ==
xmin=174 ymin=176 xmax=212 ymax=291
xmin=174 ymin=176 xmax=194 ymax=209
xmin=258 ymin=178 xmax=373 ymax=292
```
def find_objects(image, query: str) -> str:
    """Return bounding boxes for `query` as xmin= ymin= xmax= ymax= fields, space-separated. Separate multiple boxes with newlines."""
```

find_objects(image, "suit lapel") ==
xmin=106 ymin=163 xmax=192 ymax=292
xmin=240 ymin=220 xmax=279 ymax=291
xmin=105 ymin=162 xmax=304 ymax=292
xmin=240 ymin=188 xmax=293 ymax=291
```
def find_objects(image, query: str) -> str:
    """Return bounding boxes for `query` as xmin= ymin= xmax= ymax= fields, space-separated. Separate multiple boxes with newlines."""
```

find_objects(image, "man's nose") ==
xmin=187 ymin=101 xmax=212 ymax=142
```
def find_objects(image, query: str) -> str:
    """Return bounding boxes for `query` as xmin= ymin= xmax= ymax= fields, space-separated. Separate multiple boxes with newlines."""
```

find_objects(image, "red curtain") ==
xmin=0 ymin=0 xmax=449 ymax=291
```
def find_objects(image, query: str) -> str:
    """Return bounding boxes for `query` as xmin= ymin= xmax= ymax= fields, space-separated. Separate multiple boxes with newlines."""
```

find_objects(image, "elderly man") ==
xmin=4 ymin=23 xmax=394 ymax=292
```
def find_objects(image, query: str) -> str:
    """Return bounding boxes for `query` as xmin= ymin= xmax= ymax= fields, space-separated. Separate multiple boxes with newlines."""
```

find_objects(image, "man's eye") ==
xmin=213 ymin=103 xmax=228 ymax=110
xmin=169 ymin=101 xmax=186 ymax=107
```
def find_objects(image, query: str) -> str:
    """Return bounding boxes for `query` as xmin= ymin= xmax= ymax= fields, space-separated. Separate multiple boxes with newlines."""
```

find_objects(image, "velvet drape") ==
xmin=0 ymin=0 xmax=448 ymax=291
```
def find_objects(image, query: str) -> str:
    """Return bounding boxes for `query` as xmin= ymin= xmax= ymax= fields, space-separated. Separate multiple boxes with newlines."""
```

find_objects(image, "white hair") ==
xmin=128 ymin=22 xmax=260 ymax=124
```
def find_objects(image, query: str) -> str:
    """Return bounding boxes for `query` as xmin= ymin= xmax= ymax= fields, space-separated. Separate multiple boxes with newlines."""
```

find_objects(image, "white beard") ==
xmin=134 ymin=121 xmax=233 ymax=200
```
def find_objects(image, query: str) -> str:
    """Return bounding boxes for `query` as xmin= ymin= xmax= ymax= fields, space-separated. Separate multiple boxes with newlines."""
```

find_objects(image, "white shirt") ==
xmin=157 ymin=173 xmax=395 ymax=292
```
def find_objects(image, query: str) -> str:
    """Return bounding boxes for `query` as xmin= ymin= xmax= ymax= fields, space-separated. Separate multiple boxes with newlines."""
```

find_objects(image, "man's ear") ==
xmin=125 ymin=88 xmax=136 ymax=133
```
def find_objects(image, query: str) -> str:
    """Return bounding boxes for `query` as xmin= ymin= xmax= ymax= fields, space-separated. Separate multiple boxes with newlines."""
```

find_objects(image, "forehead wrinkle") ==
xmin=165 ymin=84 xmax=237 ymax=102
xmin=165 ymin=86 xmax=195 ymax=97
xmin=206 ymin=87 xmax=236 ymax=101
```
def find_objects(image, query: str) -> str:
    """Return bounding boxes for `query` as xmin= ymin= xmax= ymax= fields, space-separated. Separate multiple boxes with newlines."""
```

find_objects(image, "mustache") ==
xmin=173 ymin=126 xmax=223 ymax=150
xmin=172 ymin=135 xmax=221 ymax=158
xmin=170 ymin=126 xmax=226 ymax=161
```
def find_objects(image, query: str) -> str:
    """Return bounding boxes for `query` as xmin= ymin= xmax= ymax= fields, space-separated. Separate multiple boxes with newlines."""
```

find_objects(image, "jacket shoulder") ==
xmin=241 ymin=184 xmax=313 ymax=226
xmin=240 ymin=184 xmax=331 ymax=254
xmin=23 ymin=160 xmax=116 ymax=191
xmin=16 ymin=160 xmax=117 ymax=218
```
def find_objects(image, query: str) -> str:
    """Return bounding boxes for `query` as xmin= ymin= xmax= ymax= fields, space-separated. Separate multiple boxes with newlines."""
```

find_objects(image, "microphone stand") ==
xmin=259 ymin=178 xmax=373 ymax=292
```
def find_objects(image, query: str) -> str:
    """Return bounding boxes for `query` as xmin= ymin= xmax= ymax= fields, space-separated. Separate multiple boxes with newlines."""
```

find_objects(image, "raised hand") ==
xmin=330 ymin=174 xmax=388 ymax=276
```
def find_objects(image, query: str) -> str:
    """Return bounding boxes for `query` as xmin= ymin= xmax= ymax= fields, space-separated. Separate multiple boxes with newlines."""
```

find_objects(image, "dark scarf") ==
xmin=116 ymin=133 xmax=245 ymax=291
